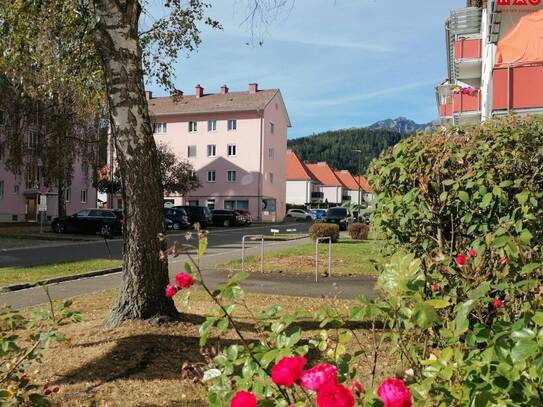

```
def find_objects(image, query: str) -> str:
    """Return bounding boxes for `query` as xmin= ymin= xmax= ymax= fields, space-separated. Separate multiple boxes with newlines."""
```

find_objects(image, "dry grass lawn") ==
xmin=21 ymin=288 xmax=397 ymax=406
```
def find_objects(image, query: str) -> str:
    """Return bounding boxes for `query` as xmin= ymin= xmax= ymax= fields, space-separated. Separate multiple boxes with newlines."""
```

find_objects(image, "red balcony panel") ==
xmin=454 ymin=39 xmax=482 ymax=60
xmin=453 ymin=92 xmax=481 ymax=113
xmin=493 ymin=64 xmax=543 ymax=110
xmin=439 ymin=103 xmax=453 ymax=117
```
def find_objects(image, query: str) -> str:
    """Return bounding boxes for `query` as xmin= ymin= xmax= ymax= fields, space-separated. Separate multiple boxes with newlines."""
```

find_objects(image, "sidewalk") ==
xmin=0 ymin=237 xmax=376 ymax=309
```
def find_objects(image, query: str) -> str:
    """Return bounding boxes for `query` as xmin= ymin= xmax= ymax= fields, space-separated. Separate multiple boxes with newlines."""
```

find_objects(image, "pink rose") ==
xmin=467 ymin=249 xmax=477 ymax=257
xmin=230 ymin=391 xmax=256 ymax=407
xmin=316 ymin=382 xmax=355 ymax=407
xmin=300 ymin=363 xmax=337 ymax=391
xmin=499 ymin=256 xmax=509 ymax=266
xmin=350 ymin=380 xmax=364 ymax=395
xmin=377 ymin=378 xmax=413 ymax=407
xmin=175 ymin=272 xmax=194 ymax=289
xmin=431 ymin=283 xmax=441 ymax=292
xmin=271 ymin=356 xmax=307 ymax=387
xmin=165 ymin=284 xmax=178 ymax=298
xmin=455 ymin=254 xmax=467 ymax=266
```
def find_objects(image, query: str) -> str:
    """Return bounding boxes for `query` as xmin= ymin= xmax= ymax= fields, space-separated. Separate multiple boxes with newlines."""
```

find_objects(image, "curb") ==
xmin=0 ymin=267 xmax=122 ymax=293
xmin=0 ymin=233 xmax=97 ymax=242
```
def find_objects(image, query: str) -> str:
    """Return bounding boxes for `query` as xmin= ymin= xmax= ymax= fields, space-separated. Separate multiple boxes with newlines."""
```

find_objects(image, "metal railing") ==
xmin=241 ymin=235 xmax=264 ymax=273
xmin=315 ymin=237 xmax=332 ymax=283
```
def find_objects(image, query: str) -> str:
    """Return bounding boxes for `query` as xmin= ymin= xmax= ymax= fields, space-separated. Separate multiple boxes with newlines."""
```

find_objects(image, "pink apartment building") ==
xmin=109 ymin=83 xmax=290 ymax=222
xmin=0 ymin=109 xmax=97 ymax=222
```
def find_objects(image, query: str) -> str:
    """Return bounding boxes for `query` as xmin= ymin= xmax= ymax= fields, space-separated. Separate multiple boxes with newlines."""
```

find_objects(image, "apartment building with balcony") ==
xmin=0 ymin=113 xmax=97 ymax=222
xmin=127 ymin=83 xmax=290 ymax=222
xmin=305 ymin=162 xmax=347 ymax=205
xmin=334 ymin=170 xmax=364 ymax=205
xmin=436 ymin=0 xmax=543 ymax=125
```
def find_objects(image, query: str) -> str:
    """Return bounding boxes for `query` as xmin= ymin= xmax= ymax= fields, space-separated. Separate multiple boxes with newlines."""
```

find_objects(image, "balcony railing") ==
xmin=311 ymin=191 xmax=324 ymax=199
xmin=453 ymin=91 xmax=481 ymax=113
xmin=342 ymin=196 xmax=351 ymax=202
xmin=493 ymin=63 xmax=543 ymax=111
xmin=454 ymin=38 xmax=482 ymax=60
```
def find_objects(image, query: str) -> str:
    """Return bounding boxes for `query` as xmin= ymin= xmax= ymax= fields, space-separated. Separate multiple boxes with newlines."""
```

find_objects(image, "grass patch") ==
xmin=0 ymin=259 xmax=122 ymax=286
xmin=218 ymin=237 xmax=385 ymax=276
xmin=263 ymin=233 xmax=308 ymax=241
xmin=17 ymin=288 xmax=395 ymax=406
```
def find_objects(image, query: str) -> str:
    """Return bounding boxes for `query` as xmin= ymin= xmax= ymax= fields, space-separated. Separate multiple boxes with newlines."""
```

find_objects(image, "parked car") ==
xmin=285 ymin=209 xmax=316 ymax=221
xmin=52 ymin=208 xmax=123 ymax=237
xmin=323 ymin=207 xmax=352 ymax=231
xmin=174 ymin=205 xmax=211 ymax=228
xmin=164 ymin=208 xmax=190 ymax=230
xmin=211 ymin=209 xmax=244 ymax=227
xmin=310 ymin=209 xmax=327 ymax=219
xmin=235 ymin=209 xmax=254 ymax=225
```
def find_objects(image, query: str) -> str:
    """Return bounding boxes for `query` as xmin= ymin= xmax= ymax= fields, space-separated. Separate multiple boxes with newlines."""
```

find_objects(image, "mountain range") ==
xmin=287 ymin=117 xmax=431 ymax=175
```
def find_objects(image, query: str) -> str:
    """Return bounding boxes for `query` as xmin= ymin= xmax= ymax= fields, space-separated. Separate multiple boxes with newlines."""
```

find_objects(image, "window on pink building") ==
xmin=227 ymin=170 xmax=237 ymax=182
xmin=208 ymin=120 xmax=217 ymax=131
xmin=270 ymin=122 xmax=274 ymax=134
xmin=188 ymin=145 xmax=197 ymax=157
xmin=227 ymin=119 xmax=237 ymax=131
xmin=268 ymin=148 xmax=274 ymax=160
xmin=81 ymin=189 xmax=88 ymax=204
xmin=207 ymin=171 xmax=216 ymax=182
xmin=227 ymin=144 xmax=236 ymax=156
xmin=207 ymin=144 xmax=216 ymax=157
xmin=189 ymin=121 xmax=197 ymax=132
xmin=0 ymin=181 xmax=4 ymax=198
xmin=153 ymin=123 xmax=167 ymax=133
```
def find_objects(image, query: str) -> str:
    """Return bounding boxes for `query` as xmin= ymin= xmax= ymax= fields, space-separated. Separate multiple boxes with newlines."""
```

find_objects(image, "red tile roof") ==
xmin=334 ymin=171 xmax=361 ymax=190
xmin=306 ymin=163 xmax=344 ymax=187
xmin=356 ymin=176 xmax=374 ymax=193
xmin=286 ymin=150 xmax=317 ymax=181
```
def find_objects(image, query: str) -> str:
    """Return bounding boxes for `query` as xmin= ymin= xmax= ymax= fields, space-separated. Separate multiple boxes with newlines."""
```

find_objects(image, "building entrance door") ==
xmin=26 ymin=198 xmax=37 ymax=222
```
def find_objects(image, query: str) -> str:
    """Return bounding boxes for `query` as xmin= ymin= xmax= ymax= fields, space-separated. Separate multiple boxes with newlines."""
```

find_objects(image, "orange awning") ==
xmin=495 ymin=9 xmax=543 ymax=66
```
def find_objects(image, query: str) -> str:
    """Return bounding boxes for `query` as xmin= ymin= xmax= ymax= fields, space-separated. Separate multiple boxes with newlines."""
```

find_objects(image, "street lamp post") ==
xmin=352 ymin=149 xmax=362 ymax=221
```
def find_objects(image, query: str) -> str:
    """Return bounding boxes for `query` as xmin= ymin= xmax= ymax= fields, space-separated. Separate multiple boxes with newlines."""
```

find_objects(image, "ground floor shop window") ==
xmin=224 ymin=200 xmax=249 ymax=210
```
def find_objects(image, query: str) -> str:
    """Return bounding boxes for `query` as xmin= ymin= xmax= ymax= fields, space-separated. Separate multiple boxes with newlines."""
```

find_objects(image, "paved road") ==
xmin=0 ymin=234 xmax=377 ymax=309
xmin=0 ymin=222 xmax=311 ymax=268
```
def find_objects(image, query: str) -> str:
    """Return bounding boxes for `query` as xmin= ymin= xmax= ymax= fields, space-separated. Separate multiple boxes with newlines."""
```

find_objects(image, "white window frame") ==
xmin=189 ymin=121 xmax=198 ymax=132
xmin=207 ymin=120 xmax=217 ymax=132
xmin=227 ymin=119 xmax=237 ymax=131
xmin=153 ymin=123 xmax=167 ymax=133
xmin=81 ymin=189 xmax=88 ymax=204
xmin=227 ymin=170 xmax=237 ymax=183
xmin=187 ymin=145 xmax=197 ymax=158
xmin=207 ymin=171 xmax=216 ymax=183
xmin=64 ymin=188 xmax=71 ymax=203
xmin=207 ymin=144 xmax=216 ymax=157
xmin=227 ymin=144 xmax=237 ymax=156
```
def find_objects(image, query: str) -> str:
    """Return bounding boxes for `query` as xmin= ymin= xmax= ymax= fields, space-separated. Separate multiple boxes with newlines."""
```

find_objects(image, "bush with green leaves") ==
xmin=309 ymin=224 xmax=340 ymax=243
xmin=0 ymin=288 xmax=81 ymax=406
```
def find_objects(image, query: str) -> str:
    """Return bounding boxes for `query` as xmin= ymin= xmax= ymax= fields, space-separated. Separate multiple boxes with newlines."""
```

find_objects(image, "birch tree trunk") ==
xmin=91 ymin=0 xmax=178 ymax=326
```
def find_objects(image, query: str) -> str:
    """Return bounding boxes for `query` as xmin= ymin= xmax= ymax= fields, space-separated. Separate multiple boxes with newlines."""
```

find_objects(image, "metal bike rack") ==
xmin=315 ymin=236 xmax=332 ymax=282
xmin=241 ymin=235 xmax=265 ymax=273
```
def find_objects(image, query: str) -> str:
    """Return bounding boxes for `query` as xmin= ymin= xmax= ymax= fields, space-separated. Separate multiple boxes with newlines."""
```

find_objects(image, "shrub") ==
xmin=347 ymin=223 xmax=369 ymax=240
xmin=309 ymin=223 xmax=339 ymax=243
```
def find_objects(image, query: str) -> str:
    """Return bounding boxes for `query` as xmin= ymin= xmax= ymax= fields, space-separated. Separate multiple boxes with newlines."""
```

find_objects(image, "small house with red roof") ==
xmin=286 ymin=150 xmax=322 ymax=205
xmin=334 ymin=170 xmax=364 ymax=205
xmin=356 ymin=176 xmax=376 ymax=204
xmin=305 ymin=162 xmax=348 ymax=205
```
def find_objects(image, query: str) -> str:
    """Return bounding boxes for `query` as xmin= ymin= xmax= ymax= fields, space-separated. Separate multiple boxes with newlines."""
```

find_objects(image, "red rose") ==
xmin=175 ymin=272 xmax=194 ymax=289
xmin=316 ymin=382 xmax=355 ymax=407
xmin=350 ymin=380 xmax=364 ymax=395
xmin=499 ymin=256 xmax=509 ymax=266
xmin=493 ymin=299 xmax=504 ymax=309
xmin=431 ymin=283 xmax=441 ymax=292
xmin=467 ymin=249 xmax=477 ymax=257
xmin=230 ymin=391 xmax=257 ymax=407
xmin=165 ymin=284 xmax=178 ymax=298
xmin=300 ymin=363 xmax=337 ymax=391
xmin=271 ymin=356 xmax=307 ymax=387
xmin=377 ymin=378 xmax=412 ymax=407
xmin=455 ymin=254 xmax=467 ymax=266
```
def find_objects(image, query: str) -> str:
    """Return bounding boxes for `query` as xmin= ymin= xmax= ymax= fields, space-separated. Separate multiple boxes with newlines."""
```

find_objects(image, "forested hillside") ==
xmin=287 ymin=127 xmax=407 ymax=175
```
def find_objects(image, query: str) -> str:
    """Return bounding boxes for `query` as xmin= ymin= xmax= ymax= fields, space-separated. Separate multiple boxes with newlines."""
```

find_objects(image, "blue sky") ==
xmin=146 ymin=0 xmax=465 ymax=138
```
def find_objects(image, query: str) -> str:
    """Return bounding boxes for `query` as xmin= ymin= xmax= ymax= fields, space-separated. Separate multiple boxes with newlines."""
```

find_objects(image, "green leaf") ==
xmin=467 ymin=282 xmax=490 ymax=300
xmin=458 ymin=191 xmax=469 ymax=203
xmin=481 ymin=192 xmax=493 ymax=208
xmin=521 ymin=263 xmax=541 ymax=275
xmin=198 ymin=236 xmax=208 ymax=257
xmin=228 ymin=272 xmax=250 ymax=285
xmin=492 ymin=236 xmax=510 ymax=248
xmin=28 ymin=394 xmax=50 ymax=407
xmin=426 ymin=299 xmax=450 ymax=309
xmin=184 ymin=262 xmax=192 ymax=273
xmin=412 ymin=302 xmax=438 ymax=329
xmin=455 ymin=300 xmax=475 ymax=336
xmin=511 ymin=339 xmax=539 ymax=363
